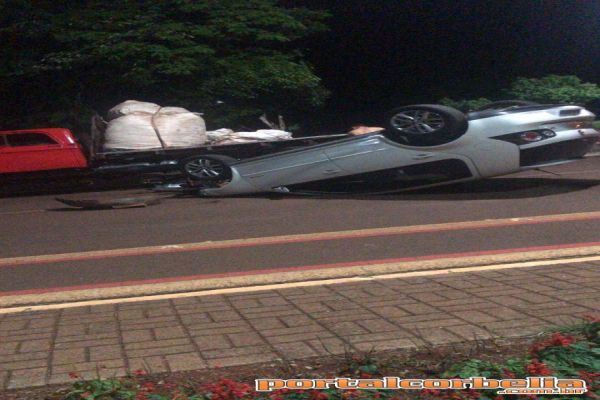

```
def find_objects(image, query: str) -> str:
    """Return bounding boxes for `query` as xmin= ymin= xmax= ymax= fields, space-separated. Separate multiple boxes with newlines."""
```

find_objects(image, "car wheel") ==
xmin=385 ymin=104 xmax=468 ymax=146
xmin=181 ymin=155 xmax=234 ymax=181
xmin=475 ymin=100 xmax=539 ymax=111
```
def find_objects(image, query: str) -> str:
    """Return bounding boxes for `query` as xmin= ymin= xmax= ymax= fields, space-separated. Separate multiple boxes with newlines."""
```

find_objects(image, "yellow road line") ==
xmin=1 ymin=246 xmax=599 ymax=313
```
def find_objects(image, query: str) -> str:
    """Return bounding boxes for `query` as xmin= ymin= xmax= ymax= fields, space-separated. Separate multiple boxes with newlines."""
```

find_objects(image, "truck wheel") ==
xmin=181 ymin=155 xmax=235 ymax=181
xmin=385 ymin=104 xmax=468 ymax=146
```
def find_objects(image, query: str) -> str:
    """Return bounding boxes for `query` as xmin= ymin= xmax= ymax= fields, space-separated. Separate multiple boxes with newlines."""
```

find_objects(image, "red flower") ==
xmin=133 ymin=369 xmax=147 ymax=377
xmin=140 ymin=382 xmax=156 ymax=392
xmin=582 ymin=313 xmax=600 ymax=323
xmin=461 ymin=389 xmax=481 ymax=399
xmin=502 ymin=369 xmax=516 ymax=379
xmin=309 ymin=392 xmax=329 ymax=400
xmin=444 ymin=393 xmax=465 ymax=400
xmin=578 ymin=370 xmax=600 ymax=388
xmin=421 ymin=388 xmax=442 ymax=397
xmin=526 ymin=359 xmax=553 ymax=376
xmin=68 ymin=372 xmax=80 ymax=379
xmin=359 ymin=372 xmax=373 ymax=379
xmin=201 ymin=378 xmax=254 ymax=400
xmin=579 ymin=371 xmax=600 ymax=380
xmin=529 ymin=332 xmax=575 ymax=355
xmin=549 ymin=332 xmax=576 ymax=346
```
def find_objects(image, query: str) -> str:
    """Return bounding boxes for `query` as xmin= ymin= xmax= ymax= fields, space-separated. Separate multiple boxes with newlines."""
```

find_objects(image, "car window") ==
xmin=0 ymin=135 xmax=7 ymax=147
xmin=6 ymin=132 xmax=58 ymax=147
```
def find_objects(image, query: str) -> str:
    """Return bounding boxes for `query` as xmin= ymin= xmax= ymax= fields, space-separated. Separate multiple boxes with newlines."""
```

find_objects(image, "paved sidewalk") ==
xmin=1 ymin=262 xmax=599 ymax=390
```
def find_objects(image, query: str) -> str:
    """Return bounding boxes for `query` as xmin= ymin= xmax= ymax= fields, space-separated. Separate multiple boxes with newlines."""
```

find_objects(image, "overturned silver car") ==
xmin=179 ymin=103 xmax=599 ymax=196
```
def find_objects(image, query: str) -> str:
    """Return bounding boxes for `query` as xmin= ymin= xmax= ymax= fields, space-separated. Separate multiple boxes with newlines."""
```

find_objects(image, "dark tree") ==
xmin=506 ymin=75 xmax=600 ymax=105
xmin=0 ymin=0 xmax=330 ymax=131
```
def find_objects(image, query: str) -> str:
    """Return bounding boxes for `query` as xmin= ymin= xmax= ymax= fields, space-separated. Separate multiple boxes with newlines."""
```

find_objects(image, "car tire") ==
xmin=180 ymin=155 xmax=235 ymax=181
xmin=475 ymin=100 xmax=539 ymax=111
xmin=385 ymin=104 xmax=468 ymax=146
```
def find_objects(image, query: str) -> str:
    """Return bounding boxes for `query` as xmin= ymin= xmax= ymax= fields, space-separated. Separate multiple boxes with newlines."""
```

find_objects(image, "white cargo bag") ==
xmin=107 ymin=100 xmax=161 ymax=121
xmin=103 ymin=113 xmax=162 ymax=150
xmin=207 ymin=129 xmax=292 ymax=145
xmin=206 ymin=129 xmax=235 ymax=143
xmin=153 ymin=108 xmax=207 ymax=148
xmin=236 ymin=129 xmax=292 ymax=141
xmin=103 ymin=101 xmax=207 ymax=150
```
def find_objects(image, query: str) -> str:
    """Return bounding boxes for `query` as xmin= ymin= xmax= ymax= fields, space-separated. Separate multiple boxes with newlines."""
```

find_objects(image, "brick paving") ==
xmin=0 ymin=262 xmax=599 ymax=390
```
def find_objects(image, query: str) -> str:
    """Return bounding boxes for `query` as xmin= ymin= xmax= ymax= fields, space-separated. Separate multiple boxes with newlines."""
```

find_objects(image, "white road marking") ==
xmin=1 ymin=250 xmax=599 ymax=314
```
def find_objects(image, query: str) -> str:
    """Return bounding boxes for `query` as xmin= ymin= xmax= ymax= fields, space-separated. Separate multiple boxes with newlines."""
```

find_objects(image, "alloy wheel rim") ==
xmin=185 ymin=159 xmax=224 ymax=178
xmin=390 ymin=110 xmax=445 ymax=134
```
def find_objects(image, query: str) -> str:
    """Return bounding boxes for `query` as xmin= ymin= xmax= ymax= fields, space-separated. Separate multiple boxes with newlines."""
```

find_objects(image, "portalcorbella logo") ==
xmin=255 ymin=377 xmax=587 ymax=395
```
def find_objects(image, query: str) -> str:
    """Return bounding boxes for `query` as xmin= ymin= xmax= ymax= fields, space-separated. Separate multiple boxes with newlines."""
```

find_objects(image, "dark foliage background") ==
xmin=0 ymin=0 xmax=329 ymax=132
xmin=284 ymin=0 xmax=600 ymax=131
xmin=1 ymin=0 xmax=599 ymax=134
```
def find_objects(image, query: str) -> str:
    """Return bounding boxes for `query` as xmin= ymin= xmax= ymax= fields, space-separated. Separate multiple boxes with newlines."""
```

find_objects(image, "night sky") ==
xmin=285 ymin=0 xmax=600 ymax=132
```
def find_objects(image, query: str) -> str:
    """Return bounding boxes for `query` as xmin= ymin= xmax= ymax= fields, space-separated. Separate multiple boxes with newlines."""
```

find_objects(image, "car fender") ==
xmin=453 ymin=138 xmax=520 ymax=178
xmin=198 ymin=168 xmax=260 ymax=196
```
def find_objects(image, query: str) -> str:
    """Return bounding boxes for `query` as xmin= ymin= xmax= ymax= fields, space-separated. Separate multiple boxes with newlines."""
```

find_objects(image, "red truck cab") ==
xmin=0 ymin=128 xmax=89 ymax=174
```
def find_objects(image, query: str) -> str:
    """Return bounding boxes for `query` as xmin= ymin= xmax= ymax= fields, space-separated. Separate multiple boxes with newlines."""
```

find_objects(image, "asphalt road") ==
xmin=2 ymin=156 xmax=600 ymax=300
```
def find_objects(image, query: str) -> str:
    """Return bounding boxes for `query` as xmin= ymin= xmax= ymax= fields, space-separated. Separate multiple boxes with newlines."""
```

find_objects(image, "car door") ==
xmin=323 ymin=135 xmax=418 ymax=173
xmin=323 ymin=134 xmax=473 ymax=172
xmin=236 ymin=147 xmax=343 ymax=190
xmin=313 ymin=134 xmax=479 ymax=192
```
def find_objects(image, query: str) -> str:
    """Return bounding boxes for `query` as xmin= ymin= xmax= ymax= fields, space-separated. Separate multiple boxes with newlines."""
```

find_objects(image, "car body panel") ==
xmin=196 ymin=105 xmax=599 ymax=196
xmin=324 ymin=136 xmax=450 ymax=174
xmin=0 ymin=128 xmax=88 ymax=173
xmin=199 ymin=136 xmax=481 ymax=196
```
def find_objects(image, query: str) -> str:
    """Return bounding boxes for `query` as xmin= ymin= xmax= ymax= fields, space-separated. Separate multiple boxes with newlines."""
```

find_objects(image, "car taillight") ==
xmin=520 ymin=131 xmax=543 ymax=142
xmin=492 ymin=129 xmax=556 ymax=145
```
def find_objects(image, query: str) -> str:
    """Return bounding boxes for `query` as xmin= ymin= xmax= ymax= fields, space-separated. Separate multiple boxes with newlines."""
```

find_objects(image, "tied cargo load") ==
xmin=103 ymin=101 xmax=207 ymax=150
xmin=101 ymin=100 xmax=292 ymax=151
